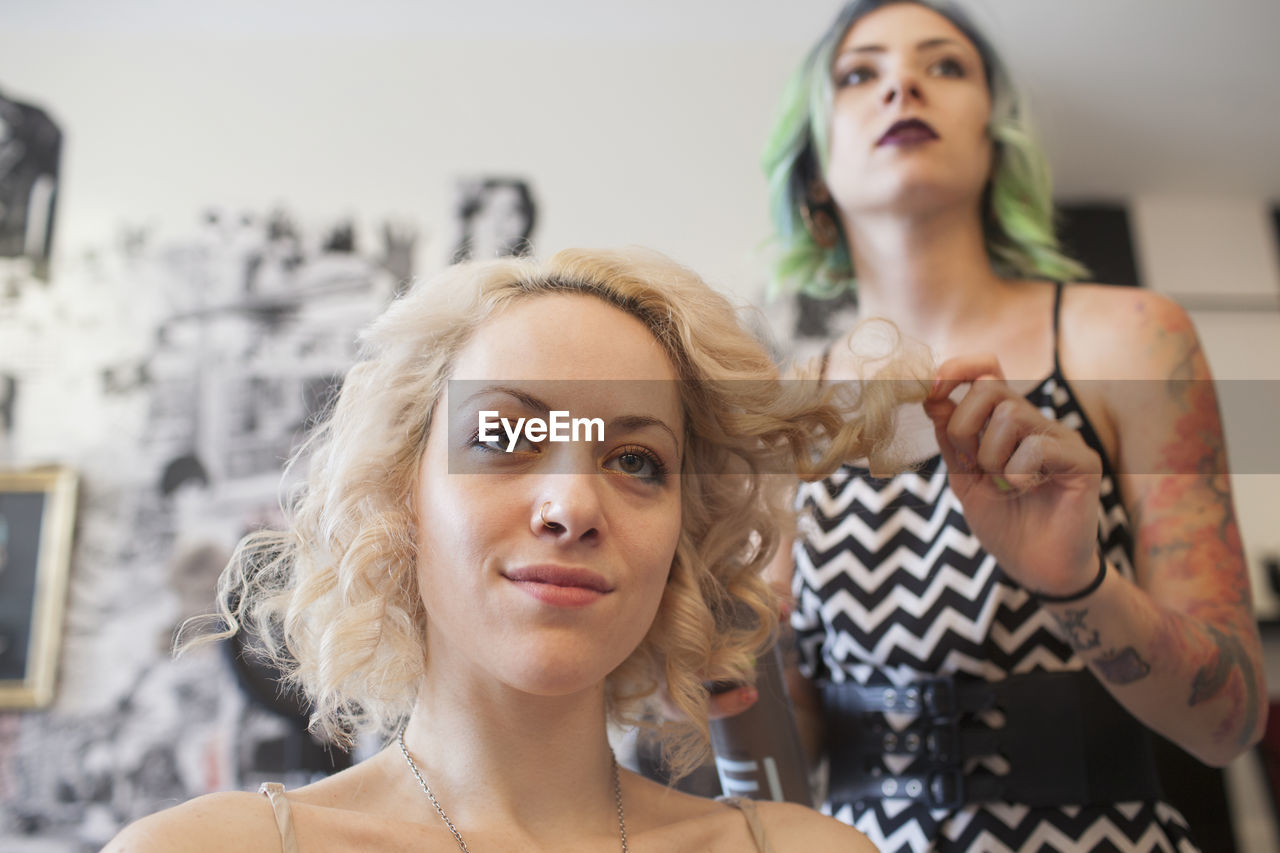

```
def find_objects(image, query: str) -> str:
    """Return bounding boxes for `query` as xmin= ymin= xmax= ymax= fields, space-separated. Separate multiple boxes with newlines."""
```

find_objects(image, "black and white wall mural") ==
xmin=0 ymin=89 xmax=60 ymax=282
xmin=0 ymin=175 xmax=537 ymax=849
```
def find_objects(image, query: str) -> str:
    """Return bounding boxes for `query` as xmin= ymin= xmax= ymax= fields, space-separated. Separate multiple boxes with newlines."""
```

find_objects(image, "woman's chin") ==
xmin=840 ymin=170 xmax=985 ymax=217
xmin=497 ymin=648 xmax=628 ymax=699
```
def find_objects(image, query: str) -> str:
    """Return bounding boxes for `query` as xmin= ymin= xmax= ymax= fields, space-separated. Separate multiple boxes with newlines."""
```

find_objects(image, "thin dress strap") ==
xmin=818 ymin=346 xmax=833 ymax=383
xmin=1051 ymin=281 xmax=1065 ymax=375
xmin=717 ymin=796 xmax=775 ymax=853
xmin=259 ymin=782 xmax=300 ymax=853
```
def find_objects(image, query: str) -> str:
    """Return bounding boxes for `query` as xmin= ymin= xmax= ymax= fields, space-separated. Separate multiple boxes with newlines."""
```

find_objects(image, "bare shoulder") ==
xmin=1064 ymin=282 xmax=1192 ymax=330
xmin=621 ymin=771 xmax=876 ymax=850
xmin=752 ymin=800 xmax=878 ymax=852
xmin=102 ymin=790 xmax=280 ymax=853
xmin=1060 ymin=283 xmax=1202 ymax=380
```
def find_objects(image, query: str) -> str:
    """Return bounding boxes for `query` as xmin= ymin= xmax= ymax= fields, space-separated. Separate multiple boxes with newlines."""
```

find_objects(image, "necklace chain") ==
xmin=397 ymin=726 xmax=628 ymax=852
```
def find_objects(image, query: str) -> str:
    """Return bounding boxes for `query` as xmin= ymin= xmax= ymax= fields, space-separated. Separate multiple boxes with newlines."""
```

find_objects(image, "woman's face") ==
xmin=415 ymin=293 xmax=684 ymax=698
xmin=824 ymin=2 xmax=993 ymax=219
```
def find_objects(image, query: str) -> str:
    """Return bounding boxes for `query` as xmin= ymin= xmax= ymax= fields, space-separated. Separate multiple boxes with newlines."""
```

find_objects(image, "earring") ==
xmin=800 ymin=201 xmax=840 ymax=250
xmin=800 ymin=181 xmax=839 ymax=250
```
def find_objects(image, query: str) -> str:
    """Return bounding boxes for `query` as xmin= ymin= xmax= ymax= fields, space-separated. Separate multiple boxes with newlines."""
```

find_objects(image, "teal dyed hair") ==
xmin=763 ymin=0 xmax=1089 ymax=297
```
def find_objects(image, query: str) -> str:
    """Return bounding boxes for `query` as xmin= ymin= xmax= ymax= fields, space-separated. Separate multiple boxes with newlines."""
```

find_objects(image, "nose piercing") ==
xmin=540 ymin=502 xmax=553 ymax=528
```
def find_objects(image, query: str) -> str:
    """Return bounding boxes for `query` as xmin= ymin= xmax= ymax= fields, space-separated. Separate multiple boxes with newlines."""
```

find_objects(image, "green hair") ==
xmin=763 ymin=0 xmax=1089 ymax=297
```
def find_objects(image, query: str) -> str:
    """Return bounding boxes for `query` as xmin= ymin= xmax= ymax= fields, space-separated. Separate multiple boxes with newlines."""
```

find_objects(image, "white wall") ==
xmin=0 ymin=31 xmax=809 ymax=299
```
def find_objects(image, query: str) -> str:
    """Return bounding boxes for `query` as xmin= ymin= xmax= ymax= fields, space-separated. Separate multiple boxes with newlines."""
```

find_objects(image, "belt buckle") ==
xmin=926 ymin=768 xmax=966 ymax=810
xmin=919 ymin=675 xmax=956 ymax=717
xmin=923 ymin=715 xmax=961 ymax=763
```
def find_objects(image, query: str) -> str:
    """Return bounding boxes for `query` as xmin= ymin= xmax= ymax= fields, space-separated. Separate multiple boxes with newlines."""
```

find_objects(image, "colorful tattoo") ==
xmin=1110 ymin=299 xmax=1264 ymax=750
xmin=1190 ymin=623 xmax=1261 ymax=749
xmin=1140 ymin=378 xmax=1251 ymax=614
xmin=1095 ymin=647 xmax=1151 ymax=685
xmin=1139 ymin=310 xmax=1252 ymax=613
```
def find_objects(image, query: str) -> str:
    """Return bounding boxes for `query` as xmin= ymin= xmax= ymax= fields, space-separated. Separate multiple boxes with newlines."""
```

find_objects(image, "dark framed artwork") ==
xmin=449 ymin=176 xmax=537 ymax=264
xmin=0 ymin=89 xmax=62 ymax=280
xmin=1055 ymin=201 xmax=1142 ymax=288
xmin=0 ymin=467 xmax=77 ymax=708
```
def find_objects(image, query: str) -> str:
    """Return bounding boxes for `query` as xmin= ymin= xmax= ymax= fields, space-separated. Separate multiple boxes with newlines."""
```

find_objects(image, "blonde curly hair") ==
xmin=202 ymin=246 xmax=925 ymax=778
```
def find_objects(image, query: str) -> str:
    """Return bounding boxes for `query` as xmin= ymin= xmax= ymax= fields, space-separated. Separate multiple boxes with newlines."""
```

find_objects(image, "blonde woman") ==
xmin=104 ymin=248 xmax=901 ymax=852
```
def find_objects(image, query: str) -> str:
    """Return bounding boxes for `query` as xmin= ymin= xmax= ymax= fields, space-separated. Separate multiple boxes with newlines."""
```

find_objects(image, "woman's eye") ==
xmin=471 ymin=430 xmax=536 ymax=454
xmin=929 ymin=57 xmax=966 ymax=78
xmin=837 ymin=65 xmax=876 ymax=87
xmin=605 ymin=447 xmax=667 ymax=483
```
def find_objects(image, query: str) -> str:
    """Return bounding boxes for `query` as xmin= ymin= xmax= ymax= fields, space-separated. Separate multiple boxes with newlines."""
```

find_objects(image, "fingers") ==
xmin=998 ymin=429 xmax=1052 ymax=491
xmin=925 ymin=398 xmax=964 ymax=477
xmin=924 ymin=355 xmax=1099 ymax=490
xmin=975 ymin=397 xmax=1042 ymax=475
xmin=925 ymin=355 xmax=1009 ymax=472
xmin=707 ymin=685 xmax=759 ymax=720
xmin=928 ymin=353 xmax=1006 ymax=404
xmin=926 ymin=366 xmax=1016 ymax=471
xmin=945 ymin=380 xmax=1016 ymax=467
xmin=1006 ymin=428 xmax=1101 ymax=480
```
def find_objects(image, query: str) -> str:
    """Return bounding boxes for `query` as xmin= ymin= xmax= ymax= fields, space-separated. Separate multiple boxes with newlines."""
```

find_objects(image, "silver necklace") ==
xmin=397 ymin=726 xmax=628 ymax=852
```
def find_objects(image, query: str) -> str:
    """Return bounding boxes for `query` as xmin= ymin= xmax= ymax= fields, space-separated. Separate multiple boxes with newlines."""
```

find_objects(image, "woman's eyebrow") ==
xmin=916 ymin=37 xmax=965 ymax=51
xmin=460 ymin=387 xmax=680 ymax=452
xmin=460 ymin=385 xmax=550 ymax=415
xmin=609 ymin=414 xmax=681 ymax=454
xmin=839 ymin=36 xmax=965 ymax=56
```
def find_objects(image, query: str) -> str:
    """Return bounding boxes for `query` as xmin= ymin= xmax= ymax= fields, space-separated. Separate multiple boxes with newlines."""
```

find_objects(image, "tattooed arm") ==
xmin=1042 ymin=588 xmax=1263 ymax=768
xmin=1052 ymin=287 xmax=1265 ymax=766
xmin=925 ymin=286 xmax=1265 ymax=767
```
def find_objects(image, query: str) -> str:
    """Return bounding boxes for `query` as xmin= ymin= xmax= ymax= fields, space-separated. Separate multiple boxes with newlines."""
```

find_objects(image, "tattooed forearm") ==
xmin=1051 ymin=607 xmax=1101 ymax=652
xmin=1190 ymin=624 xmax=1239 ymax=705
xmin=1145 ymin=539 xmax=1192 ymax=561
xmin=1095 ymin=647 xmax=1152 ymax=685
xmin=1190 ymin=624 xmax=1261 ymax=748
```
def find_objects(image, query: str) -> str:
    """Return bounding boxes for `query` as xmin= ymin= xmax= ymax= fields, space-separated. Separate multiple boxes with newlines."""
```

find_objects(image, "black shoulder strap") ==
xmin=1051 ymin=281 xmax=1065 ymax=375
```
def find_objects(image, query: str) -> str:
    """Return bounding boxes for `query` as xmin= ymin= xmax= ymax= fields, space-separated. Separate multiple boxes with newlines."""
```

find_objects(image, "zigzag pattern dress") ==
xmin=792 ymin=289 xmax=1199 ymax=852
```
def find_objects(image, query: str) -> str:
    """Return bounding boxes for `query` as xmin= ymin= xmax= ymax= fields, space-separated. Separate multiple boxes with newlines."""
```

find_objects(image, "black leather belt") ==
xmin=821 ymin=670 xmax=1164 ymax=809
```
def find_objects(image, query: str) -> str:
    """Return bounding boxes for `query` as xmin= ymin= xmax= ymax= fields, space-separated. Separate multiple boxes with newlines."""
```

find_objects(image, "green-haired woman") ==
xmin=753 ymin=0 xmax=1264 ymax=849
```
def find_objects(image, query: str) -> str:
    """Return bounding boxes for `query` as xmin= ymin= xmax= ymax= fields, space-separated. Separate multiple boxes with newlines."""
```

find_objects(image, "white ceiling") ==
xmin=8 ymin=0 xmax=1280 ymax=197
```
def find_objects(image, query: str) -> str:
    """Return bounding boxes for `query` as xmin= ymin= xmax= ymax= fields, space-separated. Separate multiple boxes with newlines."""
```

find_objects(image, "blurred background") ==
xmin=0 ymin=0 xmax=1278 ymax=849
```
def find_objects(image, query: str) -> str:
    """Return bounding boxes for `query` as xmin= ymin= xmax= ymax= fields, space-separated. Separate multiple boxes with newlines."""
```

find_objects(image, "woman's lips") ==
xmin=504 ymin=565 xmax=613 ymax=608
xmin=877 ymin=118 xmax=940 ymax=147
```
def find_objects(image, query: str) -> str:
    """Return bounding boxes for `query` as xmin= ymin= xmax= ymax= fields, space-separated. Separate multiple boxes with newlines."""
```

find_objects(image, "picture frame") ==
xmin=0 ymin=466 xmax=77 ymax=708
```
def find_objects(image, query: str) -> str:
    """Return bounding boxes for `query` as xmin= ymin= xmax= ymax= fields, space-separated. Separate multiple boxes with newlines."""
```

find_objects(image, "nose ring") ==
xmin=540 ymin=502 xmax=553 ymax=528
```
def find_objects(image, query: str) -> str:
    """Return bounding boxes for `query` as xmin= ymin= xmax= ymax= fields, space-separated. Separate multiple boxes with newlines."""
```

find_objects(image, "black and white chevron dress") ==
xmin=793 ymin=365 xmax=1199 ymax=852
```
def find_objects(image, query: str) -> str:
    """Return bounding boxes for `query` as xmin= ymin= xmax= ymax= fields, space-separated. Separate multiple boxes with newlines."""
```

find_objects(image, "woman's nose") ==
xmin=532 ymin=476 xmax=605 ymax=544
xmin=883 ymin=75 xmax=924 ymax=106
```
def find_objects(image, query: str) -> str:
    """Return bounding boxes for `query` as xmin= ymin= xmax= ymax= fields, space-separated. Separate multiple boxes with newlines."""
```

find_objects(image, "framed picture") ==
xmin=0 ymin=467 xmax=77 ymax=708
